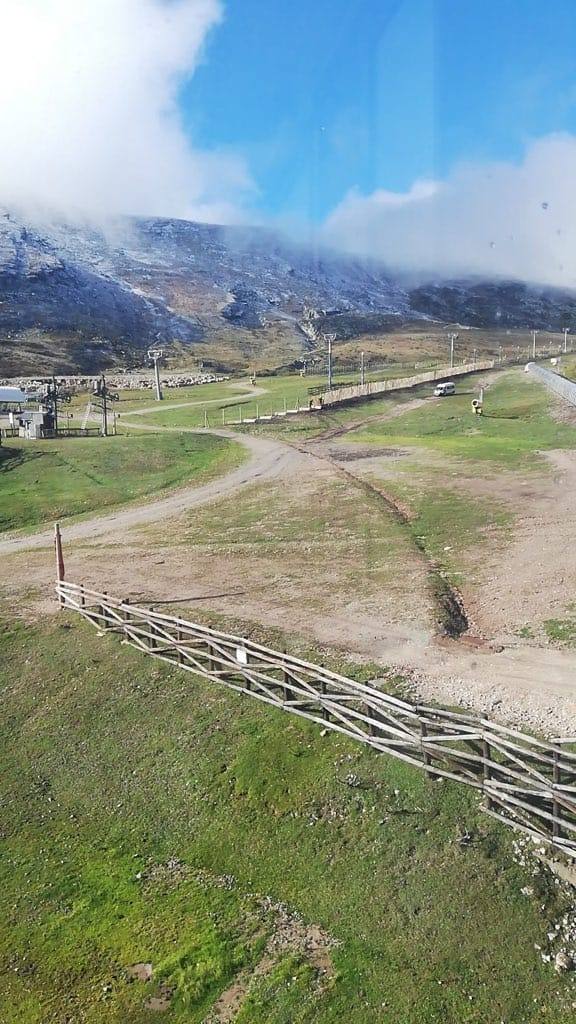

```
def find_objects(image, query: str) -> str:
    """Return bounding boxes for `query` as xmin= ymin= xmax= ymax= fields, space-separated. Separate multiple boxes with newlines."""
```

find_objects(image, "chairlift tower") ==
xmin=44 ymin=377 xmax=71 ymax=436
xmin=92 ymin=375 xmax=118 ymax=436
xmin=148 ymin=348 xmax=164 ymax=401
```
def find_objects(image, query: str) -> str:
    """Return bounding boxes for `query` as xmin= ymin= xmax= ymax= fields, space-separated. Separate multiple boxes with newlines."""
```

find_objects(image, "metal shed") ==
xmin=0 ymin=386 xmax=27 ymax=407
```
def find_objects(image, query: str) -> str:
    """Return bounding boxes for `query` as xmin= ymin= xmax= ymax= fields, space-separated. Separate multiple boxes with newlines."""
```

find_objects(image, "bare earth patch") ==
xmin=4 ymin=403 xmax=576 ymax=736
xmin=205 ymin=899 xmax=338 ymax=1024
xmin=454 ymin=449 xmax=576 ymax=639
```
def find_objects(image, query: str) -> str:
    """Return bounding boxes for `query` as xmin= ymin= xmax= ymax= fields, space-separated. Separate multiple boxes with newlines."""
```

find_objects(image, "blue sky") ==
xmin=185 ymin=0 xmax=576 ymax=222
xmin=5 ymin=0 xmax=576 ymax=284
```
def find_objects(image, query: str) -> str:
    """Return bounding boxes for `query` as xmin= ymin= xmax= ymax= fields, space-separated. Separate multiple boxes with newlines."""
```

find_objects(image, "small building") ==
xmin=17 ymin=408 xmax=55 ymax=440
xmin=0 ymin=386 xmax=27 ymax=411
xmin=0 ymin=386 xmax=28 ymax=440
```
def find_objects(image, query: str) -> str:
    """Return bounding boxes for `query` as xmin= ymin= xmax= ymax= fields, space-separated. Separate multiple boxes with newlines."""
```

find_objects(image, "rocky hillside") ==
xmin=409 ymin=279 xmax=576 ymax=331
xmin=1 ymin=209 xmax=576 ymax=374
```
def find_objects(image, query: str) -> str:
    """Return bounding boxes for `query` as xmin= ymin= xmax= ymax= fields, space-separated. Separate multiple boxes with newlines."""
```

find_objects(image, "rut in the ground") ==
xmin=293 ymin=436 xmax=469 ymax=639
xmin=332 ymin=464 xmax=469 ymax=638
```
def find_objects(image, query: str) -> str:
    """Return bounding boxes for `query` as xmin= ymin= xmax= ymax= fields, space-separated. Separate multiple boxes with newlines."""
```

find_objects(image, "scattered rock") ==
xmin=344 ymin=772 xmax=361 ymax=788
xmin=555 ymin=951 xmax=574 ymax=974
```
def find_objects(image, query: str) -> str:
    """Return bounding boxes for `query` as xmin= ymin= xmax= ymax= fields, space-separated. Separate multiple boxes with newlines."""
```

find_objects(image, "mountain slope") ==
xmin=1 ymin=209 xmax=576 ymax=374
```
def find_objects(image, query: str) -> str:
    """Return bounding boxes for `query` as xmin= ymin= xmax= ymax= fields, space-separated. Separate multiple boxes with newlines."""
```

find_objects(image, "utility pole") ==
xmin=532 ymin=330 xmax=538 ymax=360
xmin=51 ymin=376 xmax=59 ymax=436
xmin=360 ymin=350 xmax=365 ymax=386
xmin=148 ymin=348 xmax=163 ymax=401
xmin=564 ymin=327 xmax=570 ymax=354
xmin=448 ymin=332 xmax=458 ymax=369
xmin=101 ymin=375 xmax=108 ymax=437
xmin=473 ymin=347 xmax=477 ymax=368
xmin=325 ymin=334 xmax=336 ymax=390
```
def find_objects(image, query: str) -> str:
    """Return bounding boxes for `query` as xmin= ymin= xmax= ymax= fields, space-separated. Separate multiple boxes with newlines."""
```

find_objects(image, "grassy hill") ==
xmin=0 ymin=433 xmax=245 ymax=534
xmin=1 ymin=610 xmax=575 ymax=1023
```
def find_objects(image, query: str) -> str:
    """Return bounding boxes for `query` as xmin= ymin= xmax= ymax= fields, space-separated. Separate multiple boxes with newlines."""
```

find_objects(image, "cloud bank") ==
xmin=0 ymin=0 xmax=253 ymax=223
xmin=323 ymin=135 xmax=576 ymax=289
xmin=1 ymin=5 xmax=572 ymax=291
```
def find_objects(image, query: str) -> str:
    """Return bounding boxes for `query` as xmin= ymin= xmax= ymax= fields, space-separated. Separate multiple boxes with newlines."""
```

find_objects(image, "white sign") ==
xmin=235 ymin=646 xmax=248 ymax=665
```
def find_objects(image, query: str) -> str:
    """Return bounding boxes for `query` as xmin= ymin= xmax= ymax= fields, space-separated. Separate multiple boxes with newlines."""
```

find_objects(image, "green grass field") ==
xmin=116 ymin=369 xmax=439 ymax=432
xmin=123 ymin=374 xmax=333 ymax=430
xmin=381 ymin=481 xmax=511 ymax=586
xmin=1 ymin=611 xmax=575 ymax=1024
xmin=0 ymin=433 xmax=246 ymax=533
xmin=352 ymin=372 xmax=576 ymax=467
xmin=237 ymin=387 xmax=428 ymax=443
xmin=331 ymin=371 xmax=573 ymax=589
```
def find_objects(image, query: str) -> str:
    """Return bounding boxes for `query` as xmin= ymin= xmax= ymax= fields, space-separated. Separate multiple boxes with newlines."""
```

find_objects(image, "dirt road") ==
xmin=120 ymin=384 xmax=266 ymax=418
xmin=0 ymin=431 xmax=305 ymax=555
xmin=3 ymin=390 xmax=576 ymax=736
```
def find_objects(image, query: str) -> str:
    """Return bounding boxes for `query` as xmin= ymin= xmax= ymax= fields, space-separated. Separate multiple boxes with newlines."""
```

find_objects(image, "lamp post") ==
xmin=360 ymin=350 xmax=365 ymax=387
xmin=564 ymin=327 xmax=570 ymax=354
xmin=531 ymin=330 xmax=538 ymax=360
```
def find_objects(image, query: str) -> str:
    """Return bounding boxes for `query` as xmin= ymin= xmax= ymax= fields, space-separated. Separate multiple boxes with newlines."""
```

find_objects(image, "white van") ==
xmin=434 ymin=381 xmax=456 ymax=397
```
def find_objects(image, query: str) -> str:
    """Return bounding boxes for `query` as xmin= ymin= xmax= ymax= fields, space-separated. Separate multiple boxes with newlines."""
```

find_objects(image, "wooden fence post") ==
xmin=243 ymin=648 xmax=252 ymax=690
xmin=54 ymin=523 xmax=65 ymax=606
xmin=420 ymin=718 xmax=433 ymax=777
xmin=553 ymin=749 xmax=561 ymax=839
xmin=282 ymin=649 xmax=290 ymax=701
xmin=320 ymin=679 xmax=329 ymax=720
xmin=148 ymin=607 xmax=157 ymax=650
xmin=483 ymin=734 xmax=493 ymax=811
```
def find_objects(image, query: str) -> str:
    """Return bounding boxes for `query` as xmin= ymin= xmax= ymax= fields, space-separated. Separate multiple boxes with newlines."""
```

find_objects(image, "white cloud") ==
xmin=323 ymin=135 xmax=576 ymax=288
xmin=0 ymin=0 xmax=253 ymax=222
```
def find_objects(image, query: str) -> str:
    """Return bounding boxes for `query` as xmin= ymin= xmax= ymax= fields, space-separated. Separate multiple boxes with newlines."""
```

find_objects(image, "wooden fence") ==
xmin=222 ymin=360 xmax=496 ymax=425
xmin=56 ymin=580 xmax=576 ymax=859
xmin=321 ymin=360 xmax=495 ymax=406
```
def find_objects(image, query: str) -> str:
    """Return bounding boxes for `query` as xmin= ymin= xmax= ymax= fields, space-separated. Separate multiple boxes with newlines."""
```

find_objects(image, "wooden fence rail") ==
xmin=57 ymin=580 xmax=576 ymax=859
xmin=320 ymin=360 xmax=495 ymax=406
